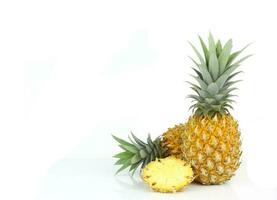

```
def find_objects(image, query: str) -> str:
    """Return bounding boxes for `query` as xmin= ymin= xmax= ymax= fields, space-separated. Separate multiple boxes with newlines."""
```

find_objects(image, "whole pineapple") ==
xmin=183 ymin=33 xmax=251 ymax=184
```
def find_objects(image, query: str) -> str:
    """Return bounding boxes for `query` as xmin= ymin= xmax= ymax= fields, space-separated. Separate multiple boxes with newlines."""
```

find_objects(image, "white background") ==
xmin=1 ymin=0 xmax=277 ymax=199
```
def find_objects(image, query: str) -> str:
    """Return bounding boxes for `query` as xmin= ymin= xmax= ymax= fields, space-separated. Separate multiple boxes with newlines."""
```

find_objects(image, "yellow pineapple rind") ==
xmin=182 ymin=114 xmax=241 ymax=185
xmin=162 ymin=124 xmax=185 ymax=158
xmin=141 ymin=156 xmax=194 ymax=193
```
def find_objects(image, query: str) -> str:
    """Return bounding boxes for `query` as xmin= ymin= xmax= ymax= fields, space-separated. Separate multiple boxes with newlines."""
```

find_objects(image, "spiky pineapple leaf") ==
xmin=131 ymin=154 xmax=141 ymax=164
xmin=139 ymin=149 xmax=147 ymax=158
xmin=130 ymin=132 xmax=146 ymax=146
xmin=113 ymin=151 xmax=132 ymax=159
xmin=119 ymin=145 xmax=137 ymax=154
xmin=115 ymin=160 xmax=131 ymax=174
xmin=209 ymin=52 xmax=219 ymax=80
xmin=191 ymin=68 xmax=203 ymax=80
xmin=188 ymin=56 xmax=200 ymax=67
xmin=228 ymin=54 xmax=252 ymax=69
xmin=219 ymin=39 xmax=232 ymax=74
xmin=191 ymin=75 xmax=208 ymax=89
xmin=112 ymin=135 xmax=133 ymax=146
xmin=115 ymin=158 xmax=128 ymax=165
xmin=227 ymin=43 xmax=251 ymax=66
xmin=222 ymin=64 xmax=240 ymax=79
xmin=199 ymin=63 xmax=213 ymax=83
xmin=187 ymin=95 xmax=201 ymax=101
xmin=208 ymin=33 xmax=217 ymax=55
xmin=189 ymin=56 xmax=213 ymax=84
xmin=215 ymin=74 xmax=229 ymax=89
xmin=112 ymin=133 xmax=165 ymax=175
xmin=199 ymin=35 xmax=209 ymax=64
xmin=129 ymin=161 xmax=141 ymax=175
xmin=189 ymin=42 xmax=205 ymax=65
xmin=207 ymin=83 xmax=219 ymax=96
xmin=216 ymin=40 xmax=222 ymax=57
xmin=186 ymin=81 xmax=201 ymax=90
xmin=198 ymin=89 xmax=210 ymax=98
xmin=225 ymin=71 xmax=243 ymax=83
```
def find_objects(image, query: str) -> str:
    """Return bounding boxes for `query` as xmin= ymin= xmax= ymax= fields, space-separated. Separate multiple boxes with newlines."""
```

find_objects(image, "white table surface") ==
xmin=38 ymin=159 xmax=277 ymax=200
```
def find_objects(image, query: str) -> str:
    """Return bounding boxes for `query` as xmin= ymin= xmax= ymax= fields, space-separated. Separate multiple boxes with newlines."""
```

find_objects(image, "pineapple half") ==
xmin=113 ymin=134 xmax=193 ymax=192
xmin=182 ymin=33 xmax=251 ymax=184
xmin=142 ymin=156 xmax=193 ymax=193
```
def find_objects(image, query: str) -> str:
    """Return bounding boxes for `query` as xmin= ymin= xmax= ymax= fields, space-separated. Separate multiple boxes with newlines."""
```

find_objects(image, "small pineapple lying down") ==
xmin=142 ymin=156 xmax=194 ymax=193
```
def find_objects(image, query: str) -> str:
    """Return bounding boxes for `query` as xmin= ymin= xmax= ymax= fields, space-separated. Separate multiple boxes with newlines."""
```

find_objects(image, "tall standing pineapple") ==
xmin=182 ymin=33 xmax=251 ymax=184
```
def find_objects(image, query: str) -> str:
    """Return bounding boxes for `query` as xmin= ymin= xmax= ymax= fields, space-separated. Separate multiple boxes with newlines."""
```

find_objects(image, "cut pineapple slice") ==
xmin=141 ymin=156 xmax=193 ymax=193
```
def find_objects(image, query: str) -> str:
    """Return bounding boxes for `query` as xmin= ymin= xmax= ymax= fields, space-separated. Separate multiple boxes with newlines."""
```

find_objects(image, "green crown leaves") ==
xmin=112 ymin=133 xmax=166 ymax=175
xmin=188 ymin=33 xmax=252 ymax=116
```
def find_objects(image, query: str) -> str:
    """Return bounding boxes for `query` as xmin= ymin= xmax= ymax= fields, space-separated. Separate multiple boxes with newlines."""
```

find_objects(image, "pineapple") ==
xmin=162 ymin=124 xmax=185 ymax=158
xmin=142 ymin=156 xmax=193 ymax=193
xmin=112 ymin=33 xmax=251 ymax=187
xmin=182 ymin=33 xmax=251 ymax=184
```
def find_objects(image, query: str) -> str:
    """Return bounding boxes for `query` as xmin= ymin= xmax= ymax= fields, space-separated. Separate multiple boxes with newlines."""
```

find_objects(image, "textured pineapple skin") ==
xmin=182 ymin=114 xmax=241 ymax=185
xmin=141 ymin=156 xmax=193 ymax=193
xmin=162 ymin=124 xmax=185 ymax=158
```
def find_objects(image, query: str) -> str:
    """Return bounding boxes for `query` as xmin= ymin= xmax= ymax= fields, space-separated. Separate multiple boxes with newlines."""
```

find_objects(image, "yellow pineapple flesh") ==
xmin=182 ymin=114 xmax=241 ymax=184
xmin=141 ymin=156 xmax=194 ymax=193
